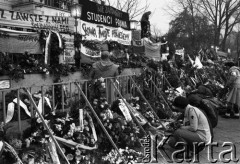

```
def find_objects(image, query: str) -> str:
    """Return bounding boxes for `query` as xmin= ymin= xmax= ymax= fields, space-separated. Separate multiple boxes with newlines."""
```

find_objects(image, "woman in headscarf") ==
xmin=223 ymin=62 xmax=240 ymax=119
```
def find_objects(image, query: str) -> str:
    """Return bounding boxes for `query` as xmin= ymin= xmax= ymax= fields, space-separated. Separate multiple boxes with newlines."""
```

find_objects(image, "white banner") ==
xmin=0 ymin=9 xmax=74 ymax=33
xmin=0 ymin=28 xmax=42 ymax=54
xmin=79 ymin=20 xmax=132 ymax=45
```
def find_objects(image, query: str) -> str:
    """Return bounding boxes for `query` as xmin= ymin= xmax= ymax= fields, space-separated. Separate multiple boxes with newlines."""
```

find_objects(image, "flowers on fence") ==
xmin=92 ymin=98 xmax=142 ymax=153
xmin=0 ymin=59 xmax=229 ymax=164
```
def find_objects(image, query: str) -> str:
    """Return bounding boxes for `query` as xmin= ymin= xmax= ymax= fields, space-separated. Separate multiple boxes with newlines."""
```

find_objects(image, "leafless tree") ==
xmin=105 ymin=0 xmax=150 ymax=20
xmin=196 ymin=0 xmax=240 ymax=51
xmin=151 ymin=24 xmax=162 ymax=42
xmin=169 ymin=0 xmax=240 ymax=51
xmin=165 ymin=0 xmax=201 ymax=49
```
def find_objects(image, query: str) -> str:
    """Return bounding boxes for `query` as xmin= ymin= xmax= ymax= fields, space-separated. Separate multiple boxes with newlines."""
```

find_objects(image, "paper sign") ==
xmin=0 ymin=79 xmax=10 ymax=89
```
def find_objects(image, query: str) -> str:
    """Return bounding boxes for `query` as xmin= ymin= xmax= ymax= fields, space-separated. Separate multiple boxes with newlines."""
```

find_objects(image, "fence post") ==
xmin=29 ymin=87 xmax=34 ymax=118
xmin=17 ymin=89 xmax=22 ymax=137
xmin=52 ymin=85 xmax=55 ymax=113
xmin=41 ymin=86 xmax=45 ymax=116
xmin=61 ymin=84 xmax=64 ymax=112
xmin=2 ymin=92 xmax=6 ymax=124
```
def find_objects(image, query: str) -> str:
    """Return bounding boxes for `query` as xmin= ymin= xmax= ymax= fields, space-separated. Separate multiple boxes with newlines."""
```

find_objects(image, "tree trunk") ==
xmin=214 ymin=29 xmax=220 ymax=47
xmin=221 ymin=14 xmax=230 ymax=51
xmin=221 ymin=36 xmax=227 ymax=52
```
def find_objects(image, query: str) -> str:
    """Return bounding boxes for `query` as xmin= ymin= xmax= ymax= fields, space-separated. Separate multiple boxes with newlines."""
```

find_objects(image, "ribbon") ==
xmin=47 ymin=138 xmax=60 ymax=164
xmin=36 ymin=97 xmax=52 ymax=117
xmin=6 ymin=102 xmax=15 ymax=123
xmin=193 ymin=56 xmax=203 ymax=69
xmin=45 ymin=31 xmax=52 ymax=65
xmin=79 ymin=109 xmax=84 ymax=132
xmin=0 ymin=141 xmax=4 ymax=156
xmin=5 ymin=98 xmax=32 ymax=123
xmin=118 ymin=99 xmax=132 ymax=122
xmin=188 ymin=54 xmax=194 ymax=65
xmin=13 ymin=98 xmax=31 ymax=117
xmin=87 ymin=113 xmax=97 ymax=142
xmin=52 ymin=31 xmax=63 ymax=48
xmin=45 ymin=97 xmax=52 ymax=109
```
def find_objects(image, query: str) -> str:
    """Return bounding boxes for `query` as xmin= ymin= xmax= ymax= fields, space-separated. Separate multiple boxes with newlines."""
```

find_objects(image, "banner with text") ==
xmin=80 ymin=20 xmax=132 ymax=45
xmin=0 ymin=9 xmax=74 ymax=33
xmin=0 ymin=28 xmax=42 ymax=54
xmin=79 ymin=0 xmax=130 ymax=29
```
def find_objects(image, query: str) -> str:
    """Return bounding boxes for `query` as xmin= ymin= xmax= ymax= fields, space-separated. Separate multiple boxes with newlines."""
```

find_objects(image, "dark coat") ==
xmin=90 ymin=60 xmax=119 ymax=79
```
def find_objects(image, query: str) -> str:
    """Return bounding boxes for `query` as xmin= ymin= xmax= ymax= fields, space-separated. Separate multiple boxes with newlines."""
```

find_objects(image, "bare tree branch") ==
xmin=105 ymin=0 xmax=149 ymax=20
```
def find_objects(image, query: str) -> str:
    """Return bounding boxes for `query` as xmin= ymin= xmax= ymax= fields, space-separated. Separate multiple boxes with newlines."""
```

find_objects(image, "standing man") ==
xmin=90 ymin=51 xmax=119 ymax=103
xmin=90 ymin=51 xmax=119 ymax=79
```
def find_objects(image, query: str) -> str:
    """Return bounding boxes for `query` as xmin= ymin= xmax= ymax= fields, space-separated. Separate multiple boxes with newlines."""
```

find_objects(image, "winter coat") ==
xmin=90 ymin=60 xmax=119 ymax=79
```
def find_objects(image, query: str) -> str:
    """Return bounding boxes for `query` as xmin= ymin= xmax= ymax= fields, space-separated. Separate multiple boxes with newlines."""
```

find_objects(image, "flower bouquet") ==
xmin=101 ymin=147 xmax=144 ymax=164
xmin=21 ymin=106 xmax=98 ymax=164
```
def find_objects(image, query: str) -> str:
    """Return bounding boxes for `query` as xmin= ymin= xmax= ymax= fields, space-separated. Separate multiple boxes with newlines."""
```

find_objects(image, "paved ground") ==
xmin=153 ymin=116 xmax=240 ymax=164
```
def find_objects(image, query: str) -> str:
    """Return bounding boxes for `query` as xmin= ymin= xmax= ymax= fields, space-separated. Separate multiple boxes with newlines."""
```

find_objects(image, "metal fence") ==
xmin=0 ymin=74 xmax=171 ymax=135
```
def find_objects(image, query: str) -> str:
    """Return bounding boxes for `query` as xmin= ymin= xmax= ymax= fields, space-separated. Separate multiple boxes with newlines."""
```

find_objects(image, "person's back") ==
xmin=197 ymin=85 xmax=214 ymax=97
xmin=91 ymin=60 xmax=119 ymax=79
xmin=90 ymin=51 xmax=119 ymax=79
xmin=90 ymin=51 xmax=119 ymax=104
xmin=185 ymin=105 xmax=212 ymax=144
